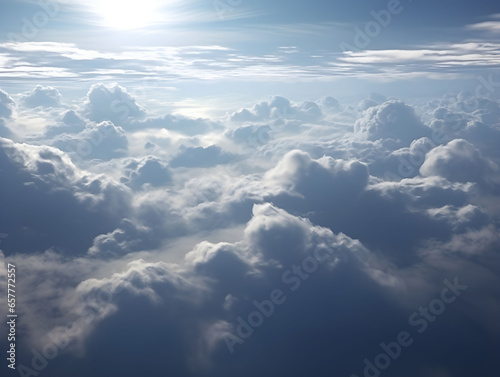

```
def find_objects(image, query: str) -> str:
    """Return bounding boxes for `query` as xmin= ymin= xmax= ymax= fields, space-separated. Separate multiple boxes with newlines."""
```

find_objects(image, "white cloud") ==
xmin=354 ymin=100 xmax=431 ymax=144
xmin=82 ymin=83 xmax=146 ymax=125
xmin=20 ymin=85 xmax=63 ymax=108
xmin=467 ymin=21 xmax=500 ymax=32
xmin=121 ymin=156 xmax=172 ymax=190
xmin=1 ymin=87 xmax=499 ymax=377
xmin=0 ymin=88 xmax=15 ymax=118
xmin=53 ymin=120 xmax=128 ymax=161
xmin=170 ymin=145 xmax=235 ymax=168
xmin=420 ymin=138 xmax=500 ymax=187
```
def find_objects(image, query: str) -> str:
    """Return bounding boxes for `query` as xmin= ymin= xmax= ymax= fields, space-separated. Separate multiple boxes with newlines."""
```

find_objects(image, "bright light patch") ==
xmin=96 ymin=0 xmax=161 ymax=29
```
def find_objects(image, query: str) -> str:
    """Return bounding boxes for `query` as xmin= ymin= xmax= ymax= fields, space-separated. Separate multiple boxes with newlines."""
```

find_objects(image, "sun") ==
xmin=96 ymin=0 xmax=161 ymax=29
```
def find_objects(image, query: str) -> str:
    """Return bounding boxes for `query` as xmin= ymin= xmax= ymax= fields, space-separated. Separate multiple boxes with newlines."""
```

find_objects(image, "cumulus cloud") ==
xmin=0 ymin=89 xmax=15 ymax=138
xmin=225 ymin=123 xmax=273 ymax=146
xmin=121 ymin=156 xmax=172 ymax=190
xmin=1 ymin=86 xmax=499 ymax=377
xmin=53 ymin=121 xmax=128 ymax=161
xmin=3 ymin=200 xmax=498 ymax=377
xmin=0 ymin=137 xmax=130 ymax=254
xmin=420 ymin=139 xmax=500 ymax=188
xmin=230 ymin=96 xmax=323 ymax=123
xmin=0 ymin=88 xmax=15 ymax=118
xmin=355 ymin=100 xmax=431 ymax=144
xmin=170 ymin=145 xmax=235 ymax=168
xmin=82 ymin=83 xmax=146 ymax=125
xmin=317 ymin=95 xmax=342 ymax=112
xmin=20 ymin=85 xmax=63 ymax=108
xmin=132 ymin=114 xmax=222 ymax=136
xmin=44 ymin=110 xmax=87 ymax=138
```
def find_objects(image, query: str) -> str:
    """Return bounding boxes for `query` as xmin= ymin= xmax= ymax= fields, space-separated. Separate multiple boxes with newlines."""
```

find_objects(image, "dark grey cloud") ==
xmin=0 ymin=137 xmax=130 ymax=255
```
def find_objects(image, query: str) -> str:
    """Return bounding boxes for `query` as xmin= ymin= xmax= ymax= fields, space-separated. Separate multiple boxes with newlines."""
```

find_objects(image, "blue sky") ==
xmin=0 ymin=1 xmax=500 ymax=377
xmin=1 ymin=0 xmax=500 ymax=107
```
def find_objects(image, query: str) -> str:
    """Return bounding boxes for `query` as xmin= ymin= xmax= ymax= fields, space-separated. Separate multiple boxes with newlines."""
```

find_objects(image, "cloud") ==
xmin=0 ymin=88 xmax=15 ymax=118
xmin=20 ymin=85 xmax=62 ymax=108
xmin=354 ymin=100 xmax=431 ymax=144
xmin=53 ymin=121 xmax=128 ymax=161
xmin=121 ymin=156 xmax=172 ymax=190
xmin=1 ymin=86 xmax=499 ymax=377
xmin=132 ymin=114 xmax=222 ymax=136
xmin=420 ymin=138 xmax=500 ymax=188
xmin=260 ymin=149 xmax=490 ymax=266
xmin=44 ymin=110 xmax=87 ymax=138
xmin=225 ymin=124 xmax=273 ymax=146
xmin=317 ymin=95 xmax=342 ymax=112
xmin=3 ymin=201 xmax=498 ymax=377
xmin=0 ymin=89 xmax=15 ymax=138
xmin=339 ymin=43 xmax=500 ymax=68
xmin=265 ymin=149 xmax=369 ymax=204
xmin=230 ymin=96 xmax=323 ymax=123
xmin=466 ymin=21 xmax=500 ymax=32
xmin=170 ymin=145 xmax=235 ymax=168
xmin=82 ymin=83 xmax=146 ymax=125
xmin=358 ymin=93 xmax=388 ymax=110
xmin=0 ymin=137 xmax=130 ymax=255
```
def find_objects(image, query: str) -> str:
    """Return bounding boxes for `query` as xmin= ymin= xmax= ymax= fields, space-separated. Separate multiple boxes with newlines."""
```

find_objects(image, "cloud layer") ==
xmin=0 ymin=83 xmax=499 ymax=377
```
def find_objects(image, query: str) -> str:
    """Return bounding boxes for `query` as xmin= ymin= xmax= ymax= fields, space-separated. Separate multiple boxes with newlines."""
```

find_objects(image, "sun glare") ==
xmin=96 ymin=0 xmax=161 ymax=29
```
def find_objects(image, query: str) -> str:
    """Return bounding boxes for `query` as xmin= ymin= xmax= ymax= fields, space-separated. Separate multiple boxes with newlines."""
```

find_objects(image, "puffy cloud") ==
xmin=0 ymin=119 xmax=13 ymax=139
xmin=354 ymin=100 xmax=431 ymax=144
xmin=1 ymin=204 xmax=378 ymax=375
xmin=87 ymin=218 xmax=159 ymax=257
xmin=1 ymin=88 xmax=499 ymax=377
xmin=461 ymin=121 xmax=500 ymax=159
xmin=121 ymin=156 xmax=172 ymax=190
xmin=170 ymin=145 xmax=235 ymax=168
xmin=0 ymin=137 xmax=130 ymax=255
xmin=265 ymin=149 xmax=369 ymax=208
xmin=0 ymin=89 xmax=15 ymax=138
xmin=82 ymin=83 xmax=146 ymax=125
xmin=0 ymin=88 xmax=15 ymax=118
xmin=359 ymin=93 xmax=388 ymax=111
xmin=3 ymin=201 xmax=498 ymax=377
xmin=225 ymin=124 xmax=273 ymax=146
xmin=230 ymin=96 xmax=323 ymax=123
xmin=44 ymin=110 xmax=87 ymax=138
xmin=371 ymin=137 xmax=438 ymax=179
xmin=20 ymin=85 xmax=62 ymax=108
xmin=420 ymin=139 xmax=500 ymax=187
xmin=261 ymin=149 xmax=490 ymax=266
xmin=132 ymin=114 xmax=222 ymax=136
xmin=317 ymin=95 xmax=342 ymax=112
xmin=53 ymin=121 xmax=128 ymax=161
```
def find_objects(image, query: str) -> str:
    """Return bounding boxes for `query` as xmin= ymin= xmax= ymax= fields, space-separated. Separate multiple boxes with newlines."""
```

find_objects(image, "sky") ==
xmin=0 ymin=1 xmax=499 ymax=377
